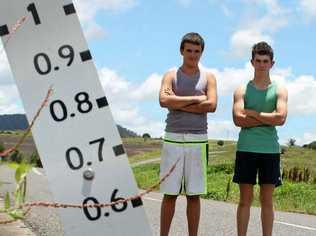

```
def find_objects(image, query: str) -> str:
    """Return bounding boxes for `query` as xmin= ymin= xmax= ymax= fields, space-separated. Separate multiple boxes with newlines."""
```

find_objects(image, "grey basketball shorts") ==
xmin=160 ymin=132 xmax=209 ymax=195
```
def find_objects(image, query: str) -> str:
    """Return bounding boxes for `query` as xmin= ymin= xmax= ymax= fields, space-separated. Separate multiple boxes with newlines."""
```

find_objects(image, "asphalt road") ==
xmin=0 ymin=165 xmax=316 ymax=236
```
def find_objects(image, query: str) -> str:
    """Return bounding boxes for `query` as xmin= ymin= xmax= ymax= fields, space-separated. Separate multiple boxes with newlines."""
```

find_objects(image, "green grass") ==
xmin=132 ymin=140 xmax=316 ymax=215
xmin=122 ymin=137 xmax=162 ymax=145
xmin=281 ymin=146 xmax=316 ymax=175
xmin=128 ymin=150 xmax=161 ymax=164
xmin=133 ymin=163 xmax=160 ymax=189
xmin=133 ymin=162 xmax=316 ymax=214
xmin=0 ymin=130 xmax=31 ymax=136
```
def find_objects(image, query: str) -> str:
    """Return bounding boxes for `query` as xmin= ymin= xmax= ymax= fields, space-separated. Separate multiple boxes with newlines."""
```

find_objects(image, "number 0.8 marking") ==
xmin=49 ymin=92 xmax=93 ymax=122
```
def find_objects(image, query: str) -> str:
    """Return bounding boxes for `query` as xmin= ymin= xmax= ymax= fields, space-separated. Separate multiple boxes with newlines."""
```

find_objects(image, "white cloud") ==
xmin=0 ymin=85 xmax=24 ymax=114
xmin=0 ymin=43 xmax=13 ymax=86
xmin=73 ymin=0 xmax=137 ymax=40
xmin=208 ymin=120 xmax=239 ymax=140
xmin=292 ymin=132 xmax=316 ymax=146
xmin=230 ymin=30 xmax=273 ymax=58
xmin=130 ymin=73 xmax=162 ymax=101
xmin=74 ymin=0 xmax=137 ymax=22
xmin=83 ymin=22 xmax=107 ymax=41
xmin=220 ymin=4 xmax=232 ymax=17
xmin=0 ymin=42 xmax=23 ymax=113
xmin=229 ymin=0 xmax=288 ymax=58
xmin=300 ymin=0 xmax=316 ymax=20
xmin=176 ymin=0 xmax=192 ymax=8
xmin=287 ymin=75 xmax=316 ymax=115
xmin=98 ymin=67 xmax=164 ymax=137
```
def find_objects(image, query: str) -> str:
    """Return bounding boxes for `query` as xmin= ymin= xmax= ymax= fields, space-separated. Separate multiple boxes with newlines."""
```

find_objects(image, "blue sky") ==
xmin=1 ymin=0 xmax=316 ymax=145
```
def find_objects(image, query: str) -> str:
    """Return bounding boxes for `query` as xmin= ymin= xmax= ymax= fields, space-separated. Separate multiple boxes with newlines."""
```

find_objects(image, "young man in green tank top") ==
xmin=232 ymin=42 xmax=288 ymax=236
xmin=159 ymin=33 xmax=217 ymax=236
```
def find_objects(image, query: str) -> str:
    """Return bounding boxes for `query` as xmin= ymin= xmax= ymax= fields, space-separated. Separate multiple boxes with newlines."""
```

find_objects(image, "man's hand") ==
xmin=244 ymin=109 xmax=259 ymax=119
xmin=164 ymin=87 xmax=175 ymax=95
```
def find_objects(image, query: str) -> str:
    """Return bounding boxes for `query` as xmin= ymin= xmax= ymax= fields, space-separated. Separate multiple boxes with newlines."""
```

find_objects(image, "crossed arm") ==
xmin=159 ymin=70 xmax=217 ymax=113
xmin=232 ymin=85 xmax=288 ymax=128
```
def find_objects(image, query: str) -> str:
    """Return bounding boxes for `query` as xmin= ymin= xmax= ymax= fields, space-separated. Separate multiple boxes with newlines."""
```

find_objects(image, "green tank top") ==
xmin=237 ymin=80 xmax=280 ymax=153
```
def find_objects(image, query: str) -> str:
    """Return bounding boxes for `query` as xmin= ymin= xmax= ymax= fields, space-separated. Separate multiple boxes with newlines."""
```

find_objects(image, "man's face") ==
xmin=181 ymin=43 xmax=203 ymax=67
xmin=251 ymin=54 xmax=274 ymax=72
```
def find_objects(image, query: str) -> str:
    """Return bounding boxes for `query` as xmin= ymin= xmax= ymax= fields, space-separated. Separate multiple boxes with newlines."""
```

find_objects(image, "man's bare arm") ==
xmin=179 ymin=72 xmax=217 ymax=113
xmin=232 ymin=86 xmax=266 ymax=128
xmin=245 ymin=85 xmax=288 ymax=126
xmin=159 ymin=70 xmax=207 ymax=109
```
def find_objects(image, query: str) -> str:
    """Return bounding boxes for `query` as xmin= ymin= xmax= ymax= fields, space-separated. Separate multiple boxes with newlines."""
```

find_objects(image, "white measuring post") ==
xmin=0 ymin=0 xmax=152 ymax=235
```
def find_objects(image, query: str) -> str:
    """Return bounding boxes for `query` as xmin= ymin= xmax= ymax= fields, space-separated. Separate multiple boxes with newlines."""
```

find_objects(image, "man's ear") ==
xmin=250 ymin=59 xmax=254 ymax=66
xmin=271 ymin=60 xmax=275 ymax=67
xmin=180 ymin=48 xmax=184 ymax=56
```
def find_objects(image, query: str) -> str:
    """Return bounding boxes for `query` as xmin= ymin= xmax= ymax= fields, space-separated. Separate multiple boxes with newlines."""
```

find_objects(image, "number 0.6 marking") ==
xmin=82 ymin=189 xmax=128 ymax=221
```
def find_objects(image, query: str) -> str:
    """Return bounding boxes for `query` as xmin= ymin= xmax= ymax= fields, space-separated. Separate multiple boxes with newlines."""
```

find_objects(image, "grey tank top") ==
xmin=165 ymin=67 xmax=208 ymax=134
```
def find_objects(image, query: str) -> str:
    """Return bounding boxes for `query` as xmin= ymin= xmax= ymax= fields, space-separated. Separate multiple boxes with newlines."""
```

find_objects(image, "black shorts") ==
xmin=233 ymin=151 xmax=282 ymax=187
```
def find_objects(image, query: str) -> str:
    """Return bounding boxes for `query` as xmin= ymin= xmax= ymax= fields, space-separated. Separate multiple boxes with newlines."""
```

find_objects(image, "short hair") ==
xmin=252 ymin=41 xmax=274 ymax=60
xmin=180 ymin=32 xmax=205 ymax=52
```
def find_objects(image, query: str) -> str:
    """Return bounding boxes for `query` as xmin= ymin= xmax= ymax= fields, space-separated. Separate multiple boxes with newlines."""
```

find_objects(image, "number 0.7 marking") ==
xmin=66 ymin=137 xmax=105 ymax=170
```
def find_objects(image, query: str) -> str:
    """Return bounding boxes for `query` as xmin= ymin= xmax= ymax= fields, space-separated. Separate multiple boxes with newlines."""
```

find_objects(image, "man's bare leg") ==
xmin=160 ymin=195 xmax=177 ymax=236
xmin=186 ymin=195 xmax=200 ymax=236
xmin=260 ymin=184 xmax=275 ymax=236
xmin=237 ymin=184 xmax=254 ymax=236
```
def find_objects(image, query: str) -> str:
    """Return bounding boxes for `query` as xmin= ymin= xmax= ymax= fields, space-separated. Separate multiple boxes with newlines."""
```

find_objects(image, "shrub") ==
xmin=0 ymin=141 xmax=5 ymax=153
xmin=282 ymin=167 xmax=312 ymax=183
xmin=280 ymin=146 xmax=287 ymax=154
xmin=142 ymin=133 xmax=151 ymax=142
xmin=10 ymin=150 xmax=23 ymax=163
xmin=29 ymin=152 xmax=43 ymax=167
xmin=217 ymin=140 xmax=224 ymax=146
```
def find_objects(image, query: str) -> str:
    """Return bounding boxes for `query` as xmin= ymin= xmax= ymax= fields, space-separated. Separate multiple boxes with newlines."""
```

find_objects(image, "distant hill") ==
xmin=303 ymin=141 xmax=316 ymax=150
xmin=0 ymin=114 xmax=28 ymax=130
xmin=0 ymin=114 xmax=139 ymax=137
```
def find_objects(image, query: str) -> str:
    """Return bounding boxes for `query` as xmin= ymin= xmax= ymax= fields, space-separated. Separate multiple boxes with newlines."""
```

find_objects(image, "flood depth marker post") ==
xmin=0 ymin=1 xmax=152 ymax=235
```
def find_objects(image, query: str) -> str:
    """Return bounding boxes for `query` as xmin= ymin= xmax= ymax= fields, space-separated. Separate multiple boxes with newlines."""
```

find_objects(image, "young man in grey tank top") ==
xmin=232 ymin=42 xmax=288 ymax=236
xmin=159 ymin=33 xmax=217 ymax=236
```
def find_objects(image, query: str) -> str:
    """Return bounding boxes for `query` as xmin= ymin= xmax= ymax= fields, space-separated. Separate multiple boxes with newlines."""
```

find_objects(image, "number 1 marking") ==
xmin=27 ymin=3 xmax=41 ymax=25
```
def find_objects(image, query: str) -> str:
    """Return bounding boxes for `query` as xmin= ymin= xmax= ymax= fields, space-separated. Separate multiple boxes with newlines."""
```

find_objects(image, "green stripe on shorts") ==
xmin=163 ymin=139 xmax=208 ymax=145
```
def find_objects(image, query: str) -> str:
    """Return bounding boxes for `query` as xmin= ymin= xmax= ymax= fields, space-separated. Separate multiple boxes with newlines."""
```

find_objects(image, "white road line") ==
xmin=143 ymin=196 xmax=316 ymax=232
xmin=144 ymin=197 xmax=162 ymax=202
xmin=275 ymin=221 xmax=316 ymax=231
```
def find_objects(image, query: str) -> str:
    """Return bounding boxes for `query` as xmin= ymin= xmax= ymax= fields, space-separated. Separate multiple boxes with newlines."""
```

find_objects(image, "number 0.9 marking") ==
xmin=34 ymin=53 xmax=51 ymax=75
xmin=58 ymin=45 xmax=74 ymax=66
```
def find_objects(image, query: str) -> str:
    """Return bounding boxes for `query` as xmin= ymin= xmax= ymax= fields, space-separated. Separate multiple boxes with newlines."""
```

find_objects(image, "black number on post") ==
xmin=66 ymin=147 xmax=84 ymax=170
xmin=58 ymin=45 xmax=74 ymax=66
xmin=83 ymin=197 xmax=101 ymax=221
xmin=75 ymin=92 xmax=93 ymax=113
xmin=89 ymin=138 xmax=105 ymax=162
xmin=27 ymin=3 xmax=41 ymax=25
xmin=111 ymin=189 xmax=128 ymax=212
xmin=50 ymin=100 xmax=67 ymax=122
xmin=34 ymin=53 xmax=51 ymax=75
